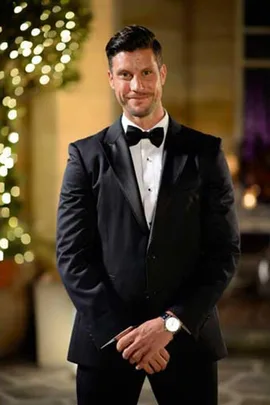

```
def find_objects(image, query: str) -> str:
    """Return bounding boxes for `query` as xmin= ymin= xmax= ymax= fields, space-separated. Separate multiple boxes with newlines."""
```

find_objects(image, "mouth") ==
xmin=128 ymin=95 xmax=150 ymax=100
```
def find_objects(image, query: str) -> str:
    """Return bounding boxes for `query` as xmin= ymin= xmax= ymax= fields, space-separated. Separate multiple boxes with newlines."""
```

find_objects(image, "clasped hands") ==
xmin=115 ymin=317 xmax=173 ymax=374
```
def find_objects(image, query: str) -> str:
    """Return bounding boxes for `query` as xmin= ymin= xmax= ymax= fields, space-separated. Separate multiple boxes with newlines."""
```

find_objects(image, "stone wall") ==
xmin=119 ymin=0 xmax=237 ymax=153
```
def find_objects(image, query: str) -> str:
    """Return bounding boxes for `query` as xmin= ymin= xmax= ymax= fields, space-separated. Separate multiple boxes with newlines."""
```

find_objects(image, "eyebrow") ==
xmin=116 ymin=69 xmax=131 ymax=74
xmin=116 ymin=66 xmax=153 ymax=74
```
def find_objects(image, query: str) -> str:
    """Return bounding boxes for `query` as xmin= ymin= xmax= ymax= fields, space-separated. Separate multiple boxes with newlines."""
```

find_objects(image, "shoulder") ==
xmin=180 ymin=124 xmax=222 ymax=156
xmin=168 ymin=116 xmax=222 ymax=156
xmin=71 ymin=127 xmax=108 ymax=152
xmin=67 ymin=126 xmax=109 ymax=164
xmin=64 ymin=127 xmax=110 ymax=176
xmin=180 ymin=126 xmax=230 ymax=180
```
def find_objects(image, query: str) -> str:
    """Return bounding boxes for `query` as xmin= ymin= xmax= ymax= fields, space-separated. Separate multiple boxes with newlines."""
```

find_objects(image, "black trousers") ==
xmin=76 ymin=344 xmax=218 ymax=405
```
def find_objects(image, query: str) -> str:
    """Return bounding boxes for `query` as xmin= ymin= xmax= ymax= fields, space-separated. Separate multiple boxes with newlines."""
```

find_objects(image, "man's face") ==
xmin=108 ymin=48 xmax=167 ymax=120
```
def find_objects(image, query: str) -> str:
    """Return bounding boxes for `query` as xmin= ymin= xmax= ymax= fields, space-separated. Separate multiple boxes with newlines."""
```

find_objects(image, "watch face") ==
xmin=165 ymin=317 xmax=181 ymax=333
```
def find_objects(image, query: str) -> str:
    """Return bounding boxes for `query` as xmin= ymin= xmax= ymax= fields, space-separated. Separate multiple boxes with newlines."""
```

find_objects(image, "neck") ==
xmin=124 ymin=106 xmax=165 ymax=130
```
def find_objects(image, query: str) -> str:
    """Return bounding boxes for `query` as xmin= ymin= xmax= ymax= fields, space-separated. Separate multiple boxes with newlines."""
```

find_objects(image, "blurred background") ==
xmin=1 ymin=0 xmax=270 ymax=404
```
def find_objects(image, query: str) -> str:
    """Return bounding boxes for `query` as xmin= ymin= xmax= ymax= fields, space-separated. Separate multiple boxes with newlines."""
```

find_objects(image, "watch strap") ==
xmin=160 ymin=312 xmax=171 ymax=321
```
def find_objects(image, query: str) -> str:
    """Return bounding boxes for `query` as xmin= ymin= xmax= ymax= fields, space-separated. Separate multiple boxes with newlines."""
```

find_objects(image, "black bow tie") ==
xmin=125 ymin=125 xmax=164 ymax=147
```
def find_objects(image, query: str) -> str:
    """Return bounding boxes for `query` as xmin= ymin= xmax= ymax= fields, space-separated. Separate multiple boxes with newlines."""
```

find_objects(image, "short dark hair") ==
xmin=105 ymin=25 xmax=163 ymax=70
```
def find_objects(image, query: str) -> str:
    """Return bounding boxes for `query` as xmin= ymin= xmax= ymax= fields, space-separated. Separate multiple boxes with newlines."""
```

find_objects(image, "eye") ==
xmin=142 ymin=70 xmax=152 ymax=76
xmin=119 ymin=71 xmax=132 ymax=80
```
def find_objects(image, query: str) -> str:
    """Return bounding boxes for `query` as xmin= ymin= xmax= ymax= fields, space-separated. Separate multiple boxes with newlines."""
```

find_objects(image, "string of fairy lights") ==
xmin=0 ymin=0 xmax=91 ymax=263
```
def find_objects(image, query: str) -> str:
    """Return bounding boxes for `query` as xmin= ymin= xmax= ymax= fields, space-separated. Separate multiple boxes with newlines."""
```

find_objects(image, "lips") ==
xmin=128 ymin=95 xmax=150 ymax=100
xmin=128 ymin=92 xmax=151 ymax=96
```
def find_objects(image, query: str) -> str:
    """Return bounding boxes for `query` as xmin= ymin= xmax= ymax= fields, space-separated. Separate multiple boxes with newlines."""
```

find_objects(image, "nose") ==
xmin=130 ymin=76 xmax=144 ymax=92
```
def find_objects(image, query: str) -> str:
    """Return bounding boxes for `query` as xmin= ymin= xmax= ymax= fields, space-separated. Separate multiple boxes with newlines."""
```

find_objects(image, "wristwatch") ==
xmin=161 ymin=312 xmax=182 ymax=334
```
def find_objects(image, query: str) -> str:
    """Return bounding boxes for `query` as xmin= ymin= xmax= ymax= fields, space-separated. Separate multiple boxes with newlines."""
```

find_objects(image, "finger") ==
xmin=116 ymin=332 xmax=134 ymax=352
xmin=123 ymin=341 xmax=143 ymax=360
xmin=153 ymin=354 xmax=167 ymax=371
xmin=129 ymin=348 xmax=146 ymax=364
xmin=148 ymin=358 xmax=162 ymax=373
xmin=137 ymin=362 xmax=155 ymax=375
xmin=144 ymin=352 xmax=167 ymax=371
xmin=115 ymin=326 xmax=134 ymax=341
xmin=122 ymin=338 xmax=149 ymax=360
xmin=159 ymin=348 xmax=170 ymax=362
xmin=138 ymin=350 xmax=168 ymax=372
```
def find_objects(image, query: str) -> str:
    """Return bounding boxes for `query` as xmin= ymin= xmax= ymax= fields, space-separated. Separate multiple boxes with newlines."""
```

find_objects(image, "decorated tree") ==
xmin=0 ymin=0 xmax=92 ymax=265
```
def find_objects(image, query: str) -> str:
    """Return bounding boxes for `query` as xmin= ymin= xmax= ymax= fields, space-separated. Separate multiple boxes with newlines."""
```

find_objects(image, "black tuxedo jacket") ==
xmin=56 ymin=116 xmax=240 ymax=367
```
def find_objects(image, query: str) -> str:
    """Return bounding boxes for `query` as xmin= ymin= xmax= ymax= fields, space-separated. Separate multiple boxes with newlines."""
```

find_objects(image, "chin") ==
xmin=128 ymin=106 xmax=153 ymax=118
xmin=125 ymin=100 xmax=152 ymax=115
xmin=129 ymin=111 xmax=147 ymax=118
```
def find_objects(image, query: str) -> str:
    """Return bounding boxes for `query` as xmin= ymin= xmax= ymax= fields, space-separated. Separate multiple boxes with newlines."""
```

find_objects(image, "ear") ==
xmin=108 ymin=70 xmax=114 ymax=89
xmin=160 ymin=64 xmax=167 ymax=86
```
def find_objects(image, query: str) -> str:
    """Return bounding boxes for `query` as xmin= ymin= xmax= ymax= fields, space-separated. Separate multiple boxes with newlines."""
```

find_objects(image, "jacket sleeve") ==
xmin=169 ymin=141 xmax=240 ymax=339
xmin=56 ymin=142 xmax=129 ymax=349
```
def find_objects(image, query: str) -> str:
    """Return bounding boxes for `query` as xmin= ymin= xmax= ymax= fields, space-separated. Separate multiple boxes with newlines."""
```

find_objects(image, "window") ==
xmin=239 ymin=0 xmax=270 ymax=203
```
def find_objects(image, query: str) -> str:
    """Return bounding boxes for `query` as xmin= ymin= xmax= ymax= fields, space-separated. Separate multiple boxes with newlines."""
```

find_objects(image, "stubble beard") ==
xmin=121 ymin=95 xmax=157 ymax=118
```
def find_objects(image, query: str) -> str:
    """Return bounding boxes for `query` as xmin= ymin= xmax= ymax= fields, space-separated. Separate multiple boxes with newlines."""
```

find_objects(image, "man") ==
xmin=56 ymin=25 xmax=240 ymax=405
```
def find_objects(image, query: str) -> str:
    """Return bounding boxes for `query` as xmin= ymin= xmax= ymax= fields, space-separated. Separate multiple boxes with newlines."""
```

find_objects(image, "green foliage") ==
xmin=0 ymin=0 xmax=92 ymax=260
xmin=0 ymin=0 xmax=92 ymax=90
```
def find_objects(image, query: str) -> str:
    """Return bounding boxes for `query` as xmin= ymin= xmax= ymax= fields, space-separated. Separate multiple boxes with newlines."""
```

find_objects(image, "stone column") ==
xmin=29 ymin=0 xmax=118 ymax=367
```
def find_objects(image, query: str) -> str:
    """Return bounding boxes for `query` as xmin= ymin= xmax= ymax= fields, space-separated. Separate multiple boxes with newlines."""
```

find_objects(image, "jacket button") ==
xmin=151 ymin=254 xmax=156 ymax=260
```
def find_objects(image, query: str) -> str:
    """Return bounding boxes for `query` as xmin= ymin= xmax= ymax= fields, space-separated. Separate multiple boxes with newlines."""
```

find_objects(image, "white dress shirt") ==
xmin=122 ymin=112 xmax=169 ymax=228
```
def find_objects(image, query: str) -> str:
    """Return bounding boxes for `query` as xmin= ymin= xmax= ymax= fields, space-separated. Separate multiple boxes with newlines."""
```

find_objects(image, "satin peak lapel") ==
xmin=148 ymin=119 xmax=189 ymax=244
xmin=101 ymin=118 xmax=149 ymax=234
